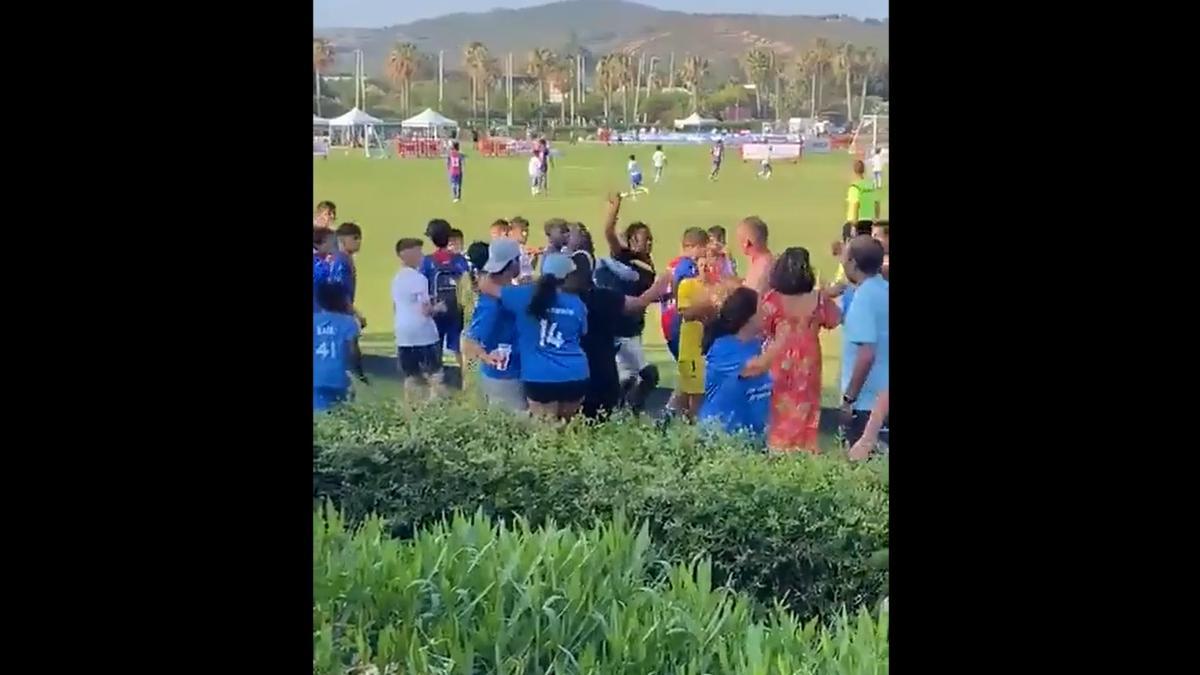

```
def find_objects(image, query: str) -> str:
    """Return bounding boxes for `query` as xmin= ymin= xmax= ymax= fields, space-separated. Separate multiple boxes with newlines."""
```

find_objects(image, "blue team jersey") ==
xmin=498 ymin=284 xmax=589 ymax=383
xmin=465 ymin=295 xmax=521 ymax=380
xmin=661 ymin=256 xmax=698 ymax=342
xmin=699 ymin=335 xmax=773 ymax=438
xmin=313 ymin=311 xmax=361 ymax=391
xmin=326 ymin=251 xmax=356 ymax=304
xmin=313 ymin=251 xmax=333 ymax=309
xmin=420 ymin=251 xmax=472 ymax=297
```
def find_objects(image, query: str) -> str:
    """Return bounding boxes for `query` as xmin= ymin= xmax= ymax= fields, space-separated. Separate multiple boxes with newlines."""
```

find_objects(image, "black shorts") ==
xmin=524 ymin=379 xmax=589 ymax=404
xmin=397 ymin=344 xmax=441 ymax=379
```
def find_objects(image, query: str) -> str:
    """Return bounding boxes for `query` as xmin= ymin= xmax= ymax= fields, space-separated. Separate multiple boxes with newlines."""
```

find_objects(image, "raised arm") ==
xmin=603 ymin=192 xmax=624 ymax=255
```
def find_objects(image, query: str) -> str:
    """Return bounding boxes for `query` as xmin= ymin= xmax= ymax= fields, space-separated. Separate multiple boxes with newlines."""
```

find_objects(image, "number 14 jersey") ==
xmin=498 ymin=284 xmax=590 ymax=383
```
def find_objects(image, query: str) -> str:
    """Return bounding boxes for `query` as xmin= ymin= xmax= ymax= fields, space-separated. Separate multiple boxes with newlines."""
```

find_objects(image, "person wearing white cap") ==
xmin=477 ymin=252 xmax=590 ymax=419
xmin=461 ymin=237 xmax=526 ymax=412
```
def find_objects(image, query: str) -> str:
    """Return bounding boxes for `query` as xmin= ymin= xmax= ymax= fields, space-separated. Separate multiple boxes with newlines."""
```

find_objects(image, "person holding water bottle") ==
xmin=461 ymin=238 xmax=526 ymax=412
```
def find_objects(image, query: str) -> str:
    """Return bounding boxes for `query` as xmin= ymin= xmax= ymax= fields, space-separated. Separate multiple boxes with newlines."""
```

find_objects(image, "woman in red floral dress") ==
xmin=759 ymin=247 xmax=841 ymax=453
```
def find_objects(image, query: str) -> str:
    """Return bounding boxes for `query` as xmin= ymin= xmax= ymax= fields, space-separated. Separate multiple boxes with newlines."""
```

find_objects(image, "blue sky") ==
xmin=313 ymin=1 xmax=889 ymax=29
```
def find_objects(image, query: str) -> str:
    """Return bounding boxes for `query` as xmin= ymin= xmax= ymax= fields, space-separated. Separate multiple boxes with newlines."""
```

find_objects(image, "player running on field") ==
xmin=528 ymin=150 xmax=542 ymax=196
xmin=626 ymin=154 xmax=647 ymax=198
xmin=757 ymin=145 xmax=773 ymax=179
xmin=652 ymin=145 xmax=666 ymax=183
xmin=709 ymin=139 xmax=724 ymax=180
xmin=869 ymin=147 xmax=885 ymax=188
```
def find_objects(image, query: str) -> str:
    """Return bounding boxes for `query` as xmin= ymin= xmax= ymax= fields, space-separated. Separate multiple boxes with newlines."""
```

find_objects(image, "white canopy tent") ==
xmin=401 ymin=108 xmax=458 ymax=138
xmin=674 ymin=112 xmax=720 ymax=130
xmin=328 ymin=107 xmax=386 ymax=157
xmin=313 ymin=114 xmax=329 ymax=126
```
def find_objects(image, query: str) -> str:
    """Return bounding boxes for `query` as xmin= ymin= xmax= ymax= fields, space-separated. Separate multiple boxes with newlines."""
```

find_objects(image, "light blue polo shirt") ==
xmin=841 ymin=274 xmax=889 ymax=412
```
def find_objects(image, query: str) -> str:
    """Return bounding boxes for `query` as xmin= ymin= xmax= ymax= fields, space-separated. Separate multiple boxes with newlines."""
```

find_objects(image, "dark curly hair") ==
xmin=701 ymin=287 xmax=759 ymax=355
xmin=769 ymin=247 xmax=816 ymax=295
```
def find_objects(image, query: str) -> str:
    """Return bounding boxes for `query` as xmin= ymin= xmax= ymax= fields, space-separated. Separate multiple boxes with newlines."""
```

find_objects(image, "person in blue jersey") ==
xmin=626 ymin=154 xmax=646 ymax=197
xmin=313 ymin=226 xmax=336 ymax=310
xmin=698 ymin=287 xmax=786 ymax=440
xmin=460 ymin=237 xmax=526 ymax=413
xmin=327 ymin=222 xmax=366 ymax=328
xmin=447 ymin=141 xmax=466 ymax=202
xmin=477 ymin=253 xmax=589 ymax=420
xmin=313 ymin=284 xmax=367 ymax=412
xmin=420 ymin=219 xmax=472 ymax=379
xmin=661 ymin=227 xmax=712 ymax=360
xmin=537 ymin=137 xmax=552 ymax=194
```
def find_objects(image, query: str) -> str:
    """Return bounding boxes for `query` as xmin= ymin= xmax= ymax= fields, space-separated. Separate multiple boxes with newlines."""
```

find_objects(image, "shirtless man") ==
xmin=736 ymin=216 xmax=774 ymax=295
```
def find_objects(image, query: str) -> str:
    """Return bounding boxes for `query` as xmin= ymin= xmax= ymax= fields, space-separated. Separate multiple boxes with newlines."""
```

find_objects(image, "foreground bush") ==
xmin=313 ymin=400 xmax=889 ymax=619
xmin=314 ymin=503 xmax=888 ymax=674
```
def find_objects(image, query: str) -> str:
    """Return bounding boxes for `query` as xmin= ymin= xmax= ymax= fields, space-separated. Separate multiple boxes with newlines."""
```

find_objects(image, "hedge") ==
xmin=313 ymin=400 xmax=889 ymax=620
xmin=314 ymin=503 xmax=888 ymax=674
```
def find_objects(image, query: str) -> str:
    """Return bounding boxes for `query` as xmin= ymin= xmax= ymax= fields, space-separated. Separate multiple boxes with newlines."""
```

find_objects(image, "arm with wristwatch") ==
xmin=841 ymin=342 xmax=877 ymax=416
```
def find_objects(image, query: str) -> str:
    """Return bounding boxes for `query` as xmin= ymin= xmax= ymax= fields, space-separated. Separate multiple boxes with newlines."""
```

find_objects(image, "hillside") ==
xmin=316 ymin=0 xmax=888 ymax=77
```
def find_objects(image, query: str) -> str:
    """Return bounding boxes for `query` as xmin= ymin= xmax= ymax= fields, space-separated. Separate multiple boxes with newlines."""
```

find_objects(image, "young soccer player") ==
xmin=709 ymin=139 xmax=724 ymax=180
xmin=448 ymin=228 xmax=465 ymax=254
xmin=706 ymin=225 xmax=737 ymax=282
xmin=392 ymin=237 xmax=444 ymax=400
xmin=757 ymin=145 xmax=773 ymax=179
xmin=447 ymin=141 xmax=466 ymax=202
xmin=313 ymin=226 xmax=336 ymax=310
xmin=314 ymin=200 xmax=336 ymax=228
xmin=509 ymin=217 xmax=539 ymax=283
xmin=545 ymin=218 xmax=570 ymax=255
xmin=313 ymin=284 xmax=367 ymax=412
xmin=461 ymin=237 xmax=526 ymax=413
xmin=420 ymin=220 xmax=472 ymax=379
xmin=528 ymin=150 xmax=543 ymax=196
xmin=652 ymin=144 xmax=666 ymax=183
xmin=674 ymin=250 xmax=715 ymax=420
xmin=869 ymin=147 xmax=885 ymax=189
xmin=626 ymin=154 xmax=645 ymax=197
xmin=489 ymin=219 xmax=510 ymax=240
xmin=537 ymin=137 xmax=552 ymax=193
xmin=661 ymin=227 xmax=712 ymax=362
xmin=328 ymin=222 xmax=366 ymax=327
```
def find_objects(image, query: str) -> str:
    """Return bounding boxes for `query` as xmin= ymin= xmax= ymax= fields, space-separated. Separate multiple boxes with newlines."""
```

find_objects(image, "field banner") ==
xmin=740 ymin=143 xmax=802 ymax=162
xmin=805 ymin=137 xmax=832 ymax=154
xmin=313 ymin=137 xmax=330 ymax=157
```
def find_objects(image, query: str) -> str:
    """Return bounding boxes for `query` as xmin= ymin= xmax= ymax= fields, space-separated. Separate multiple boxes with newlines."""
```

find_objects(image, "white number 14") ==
xmin=538 ymin=320 xmax=564 ymax=348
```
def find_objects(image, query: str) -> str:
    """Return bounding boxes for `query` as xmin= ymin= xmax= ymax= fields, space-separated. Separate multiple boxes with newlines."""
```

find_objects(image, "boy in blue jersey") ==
xmin=626 ymin=154 xmax=647 ymax=198
xmin=420 ymin=219 xmax=472 ymax=379
xmin=328 ymin=222 xmax=366 ymax=328
xmin=697 ymin=287 xmax=784 ymax=439
xmin=313 ymin=226 xmax=336 ymax=310
xmin=461 ymin=237 xmax=526 ymax=412
xmin=477 ymin=253 xmax=590 ymax=420
xmin=447 ymin=141 xmax=465 ymax=202
xmin=313 ymin=284 xmax=367 ymax=412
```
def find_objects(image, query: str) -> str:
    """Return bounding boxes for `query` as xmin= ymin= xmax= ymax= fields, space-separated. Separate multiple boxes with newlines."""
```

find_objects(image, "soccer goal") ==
xmin=849 ymin=114 xmax=889 ymax=155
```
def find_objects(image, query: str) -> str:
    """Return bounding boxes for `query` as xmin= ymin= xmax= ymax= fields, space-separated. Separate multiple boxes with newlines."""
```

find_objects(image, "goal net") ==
xmin=849 ymin=114 xmax=889 ymax=156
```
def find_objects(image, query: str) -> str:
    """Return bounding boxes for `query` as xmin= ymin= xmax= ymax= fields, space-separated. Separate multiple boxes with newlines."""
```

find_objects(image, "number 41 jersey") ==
xmin=498 ymin=284 xmax=589 ymax=383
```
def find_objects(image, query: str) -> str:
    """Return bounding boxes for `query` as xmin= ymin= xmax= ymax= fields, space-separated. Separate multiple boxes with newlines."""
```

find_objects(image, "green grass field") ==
xmin=314 ymin=143 xmax=888 ymax=404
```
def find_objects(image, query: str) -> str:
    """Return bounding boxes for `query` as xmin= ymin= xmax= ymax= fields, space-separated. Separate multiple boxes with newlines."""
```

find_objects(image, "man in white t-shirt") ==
xmin=392 ymin=237 xmax=444 ymax=399
xmin=651 ymin=144 xmax=666 ymax=183
xmin=869 ymin=147 xmax=886 ymax=188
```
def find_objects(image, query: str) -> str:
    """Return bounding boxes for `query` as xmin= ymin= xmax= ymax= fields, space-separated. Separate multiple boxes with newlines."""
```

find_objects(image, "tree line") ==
xmin=312 ymin=37 xmax=887 ymax=126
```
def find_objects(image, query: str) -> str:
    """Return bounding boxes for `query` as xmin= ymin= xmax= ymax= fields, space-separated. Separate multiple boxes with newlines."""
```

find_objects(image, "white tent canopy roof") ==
xmin=401 ymin=108 xmax=458 ymax=128
xmin=328 ymin=107 xmax=383 ymax=126
xmin=674 ymin=112 xmax=719 ymax=129
xmin=313 ymin=114 xmax=329 ymax=125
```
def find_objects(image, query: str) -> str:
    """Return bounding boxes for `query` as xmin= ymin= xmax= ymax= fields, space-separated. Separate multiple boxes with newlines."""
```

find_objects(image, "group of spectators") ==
xmin=312 ymin=172 xmax=890 ymax=458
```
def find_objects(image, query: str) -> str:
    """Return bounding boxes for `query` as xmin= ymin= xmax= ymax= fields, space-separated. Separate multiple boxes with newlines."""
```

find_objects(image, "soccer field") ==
xmin=314 ymin=143 xmax=889 ymax=403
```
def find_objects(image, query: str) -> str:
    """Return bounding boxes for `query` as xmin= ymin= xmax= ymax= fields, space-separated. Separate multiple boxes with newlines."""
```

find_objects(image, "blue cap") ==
xmin=540 ymin=253 xmax=577 ymax=279
xmin=482 ymin=237 xmax=522 ymax=273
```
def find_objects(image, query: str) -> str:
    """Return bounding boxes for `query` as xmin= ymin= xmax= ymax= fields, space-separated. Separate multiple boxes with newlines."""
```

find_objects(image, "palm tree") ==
xmin=526 ymin=48 xmax=555 ymax=106
xmin=796 ymin=50 xmax=819 ymax=117
xmin=615 ymin=53 xmax=635 ymax=122
xmin=834 ymin=42 xmax=857 ymax=123
xmin=856 ymin=47 xmax=880 ymax=121
xmin=548 ymin=57 xmax=574 ymax=125
xmin=679 ymin=55 xmax=709 ymax=113
xmin=596 ymin=54 xmax=620 ymax=120
xmin=463 ymin=42 xmax=490 ymax=121
xmin=743 ymin=47 xmax=772 ymax=117
xmin=481 ymin=56 xmax=498 ymax=126
xmin=313 ymin=38 xmax=335 ymax=116
xmin=811 ymin=38 xmax=833 ymax=115
xmin=385 ymin=42 xmax=420 ymax=116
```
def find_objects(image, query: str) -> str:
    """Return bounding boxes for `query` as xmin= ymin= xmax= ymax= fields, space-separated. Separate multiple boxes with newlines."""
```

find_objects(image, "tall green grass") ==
xmin=314 ymin=502 xmax=888 ymax=674
xmin=314 ymin=399 xmax=889 ymax=619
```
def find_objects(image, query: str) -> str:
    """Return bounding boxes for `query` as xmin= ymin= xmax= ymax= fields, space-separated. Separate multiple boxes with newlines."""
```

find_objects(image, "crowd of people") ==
xmin=312 ymin=159 xmax=890 ymax=458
